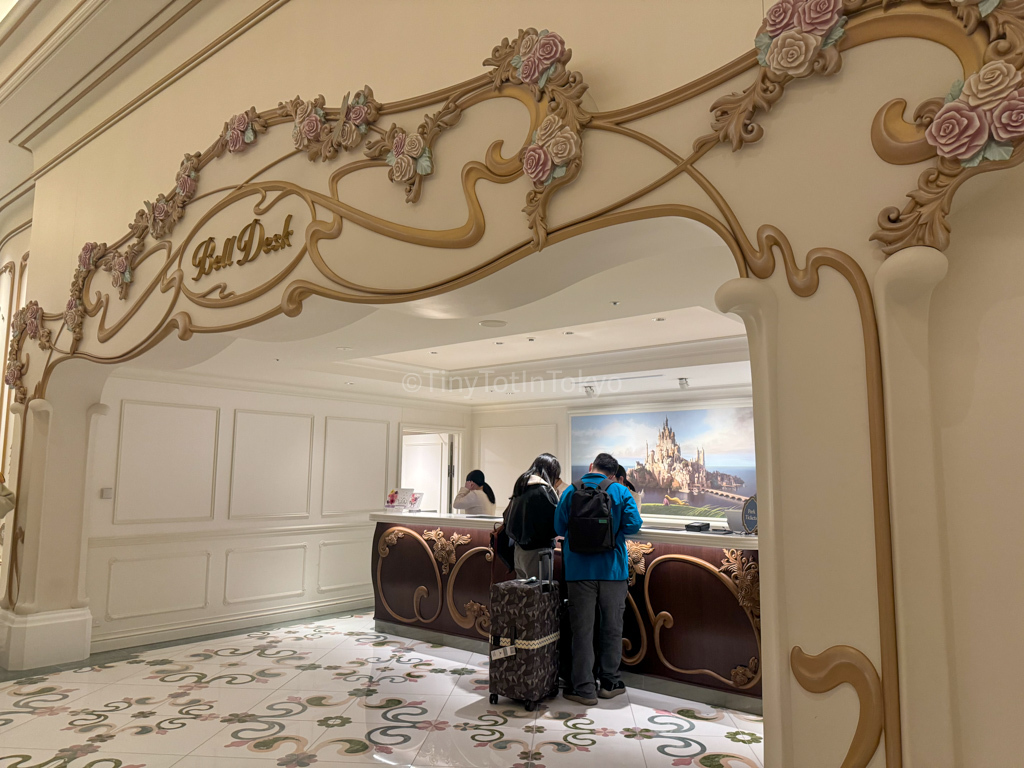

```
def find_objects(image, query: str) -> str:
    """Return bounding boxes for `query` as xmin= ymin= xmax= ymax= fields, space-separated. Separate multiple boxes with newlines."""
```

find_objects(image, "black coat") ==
xmin=505 ymin=482 xmax=559 ymax=550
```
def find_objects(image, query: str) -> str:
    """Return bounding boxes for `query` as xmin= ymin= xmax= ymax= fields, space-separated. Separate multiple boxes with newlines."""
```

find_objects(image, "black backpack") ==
xmin=567 ymin=478 xmax=616 ymax=554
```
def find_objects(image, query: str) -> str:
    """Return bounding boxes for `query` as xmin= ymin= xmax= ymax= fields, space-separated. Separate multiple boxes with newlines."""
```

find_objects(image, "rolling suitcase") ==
xmin=488 ymin=550 xmax=560 ymax=711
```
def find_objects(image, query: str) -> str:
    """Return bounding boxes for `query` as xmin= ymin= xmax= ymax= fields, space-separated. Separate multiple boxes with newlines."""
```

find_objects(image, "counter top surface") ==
xmin=369 ymin=510 xmax=758 ymax=550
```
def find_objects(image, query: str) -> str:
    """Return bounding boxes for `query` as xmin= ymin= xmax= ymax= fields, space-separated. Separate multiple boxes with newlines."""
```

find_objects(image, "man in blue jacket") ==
xmin=555 ymin=452 xmax=643 ymax=705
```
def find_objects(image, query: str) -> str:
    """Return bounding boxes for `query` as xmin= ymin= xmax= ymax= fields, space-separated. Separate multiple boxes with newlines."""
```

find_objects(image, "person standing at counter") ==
xmin=615 ymin=464 xmax=642 ymax=508
xmin=505 ymin=453 xmax=561 ymax=579
xmin=453 ymin=469 xmax=497 ymax=516
xmin=555 ymin=452 xmax=642 ymax=706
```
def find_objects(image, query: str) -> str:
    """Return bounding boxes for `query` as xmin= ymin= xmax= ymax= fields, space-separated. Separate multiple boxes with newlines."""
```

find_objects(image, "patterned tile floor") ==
xmin=0 ymin=612 xmax=764 ymax=767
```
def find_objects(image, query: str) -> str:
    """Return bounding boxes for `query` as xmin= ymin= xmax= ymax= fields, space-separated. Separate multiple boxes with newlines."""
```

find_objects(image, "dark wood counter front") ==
xmin=370 ymin=515 xmax=760 ymax=699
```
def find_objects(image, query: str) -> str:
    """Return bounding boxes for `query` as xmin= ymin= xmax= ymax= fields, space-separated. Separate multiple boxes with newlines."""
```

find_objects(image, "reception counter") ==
xmin=369 ymin=510 xmax=761 ymax=699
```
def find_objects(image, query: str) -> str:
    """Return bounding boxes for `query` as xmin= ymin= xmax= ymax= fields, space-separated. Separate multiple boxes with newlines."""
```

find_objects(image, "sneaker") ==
xmin=599 ymin=681 xmax=626 ymax=699
xmin=563 ymin=689 xmax=598 ymax=706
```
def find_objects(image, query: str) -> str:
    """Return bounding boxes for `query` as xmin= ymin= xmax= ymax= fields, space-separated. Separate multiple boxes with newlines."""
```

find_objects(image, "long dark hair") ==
xmin=512 ymin=453 xmax=562 ymax=497
xmin=466 ymin=469 xmax=496 ymax=504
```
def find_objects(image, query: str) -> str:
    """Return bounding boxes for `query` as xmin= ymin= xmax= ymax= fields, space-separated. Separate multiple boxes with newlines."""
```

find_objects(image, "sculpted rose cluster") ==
xmin=757 ymin=0 xmax=846 ymax=78
xmin=521 ymin=114 xmax=581 ymax=187
xmin=512 ymin=30 xmax=566 ymax=88
xmin=386 ymin=129 xmax=432 ymax=185
xmin=927 ymin=61 xmax=1024 ymax=165
xmin=226 ymin=112 xmax=256 ymax=153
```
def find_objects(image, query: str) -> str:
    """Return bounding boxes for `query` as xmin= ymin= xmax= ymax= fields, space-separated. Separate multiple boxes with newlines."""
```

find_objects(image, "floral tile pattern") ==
xmin=0 ymin=612 xmax=763 ymax=766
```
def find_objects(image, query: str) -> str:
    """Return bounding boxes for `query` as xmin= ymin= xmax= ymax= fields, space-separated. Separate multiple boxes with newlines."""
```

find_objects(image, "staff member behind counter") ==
xmin=453 ymin=469 xmax=497 ymax=516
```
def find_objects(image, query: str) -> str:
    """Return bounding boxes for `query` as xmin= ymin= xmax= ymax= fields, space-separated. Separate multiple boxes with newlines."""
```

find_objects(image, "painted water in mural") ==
xmin=571 ymin=407 xmax=756 ymax=518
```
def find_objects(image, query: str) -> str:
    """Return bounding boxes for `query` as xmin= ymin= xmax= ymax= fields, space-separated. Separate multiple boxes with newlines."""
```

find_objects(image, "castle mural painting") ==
xmin=570 ymin=407 xmax=756 ymax=518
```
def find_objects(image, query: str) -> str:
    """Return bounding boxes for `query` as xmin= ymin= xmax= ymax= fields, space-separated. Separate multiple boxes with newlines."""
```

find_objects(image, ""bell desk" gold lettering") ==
xmin=191 ymin=214 xmax=294 ymax=282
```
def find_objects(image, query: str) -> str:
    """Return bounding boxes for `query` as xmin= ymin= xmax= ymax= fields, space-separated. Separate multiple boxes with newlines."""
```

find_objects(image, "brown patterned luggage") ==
xmin=488 ymin=550 xmax=561 ymax=710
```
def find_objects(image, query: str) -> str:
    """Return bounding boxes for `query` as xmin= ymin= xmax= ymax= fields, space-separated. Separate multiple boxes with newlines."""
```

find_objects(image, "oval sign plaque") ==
xmin=742 ymin=495 xmax=758 ymax=534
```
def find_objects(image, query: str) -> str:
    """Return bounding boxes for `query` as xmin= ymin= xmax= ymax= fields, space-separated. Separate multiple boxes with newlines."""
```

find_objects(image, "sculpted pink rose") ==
xmin=391 ymin=153 xmax=416 ymax=183
xmin=233 ymin=113 xmax=249 ymax=132
xmin=347 ymin=104 xmax=369 ymax=125
xmin=795 ymin=0 xmax=843 ymax=36
xmin=79 ymin=244 xmax=93 ymax=270
xmin=66 ymin=297 xmax=76 ymax=312
xmin=535 ymin=114 xmax=561 ymax=146
xmin=961 ymin=61 xmax=1023 ymax=108
xmin=302 ymin=114 xmax=322 ymax=141
xmin=392 ymin=131 xmax=407 ymax=157
xmin=519 ymin=33 xmax=539 ymax=59
xmin=152 ymin=201 xmax=168 ymax=220
xmin=534 ymin=33 xmax=565 ymax=68
xmin=764 ymin=29 xmax=820 ymax=78
xmin=114 ymin=257 xmax=128 ymax=274
xmin=4 ymin=367 xmax=17 ymax=386
xmin=991 ymin=89 xmax=1024 ymax=141
xmin=227 ymin=128 xmax=245 ymax=152
xmin=926 ymin=100 xmax=991 ymax=159
xmin=519 ymin=54 xmax=542 ymax=84
xmin=176 ymin=174 xmax=196 ymax=198
xmin=339 ymin=120 xmax=359 ymax=149
xmin=404 ymin=133 xmax=425 ymax=158
xmin=765 ymin=0 xmax=797 ymax=37
xmin=522 ymin=143 xmax=553 ymax=185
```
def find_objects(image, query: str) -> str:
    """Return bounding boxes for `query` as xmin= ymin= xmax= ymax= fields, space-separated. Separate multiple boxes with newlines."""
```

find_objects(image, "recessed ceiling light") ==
xmin=611 ymin=301 xmax=620 ymax=306
xmin=430 ymin=351 xmax=438 ymax=355
xmin=653 ymin=317 xmax=666 ymax=322
xmin=494 ymin=341 xmax=504 ymax=345
xmin=563 ymin=331 xmax=574 ymax=336
xmin=275 ymin=358 xmax=281 ymax=362
xmin=479 ymin=320 xmax=507 ymax=328
xmin=336 ymin=346 xmax=351 ymax=351
xmin=345 ymin=382 xmax=355 ymax=386
xmin=527 ymin=337 xmax=535 ymax=342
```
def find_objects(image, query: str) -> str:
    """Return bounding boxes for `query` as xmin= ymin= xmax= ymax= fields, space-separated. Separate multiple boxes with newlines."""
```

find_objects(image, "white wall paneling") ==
xmin=477 ymin=424 xmax=558 ymax=504
xmin=317 ymin=529 xmax=374 ymax=594
xmin=229 ymin=410 xmax=314 ymax=519
xmin=106 ymin=552 xmax=211 ymax=621
xmin=322 ymin=417 xmax=389 ymax=518
xmin=223 ymin=543 xmax=308 ymax=605
xmin=113 ymin=401 xmax=219 ymax=524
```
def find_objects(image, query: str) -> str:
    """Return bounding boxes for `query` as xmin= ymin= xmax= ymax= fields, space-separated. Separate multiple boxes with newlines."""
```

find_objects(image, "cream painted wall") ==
xmin=927 ymin=169 xmax=1024 ymax=766
xmin=83 ymin=373 xmax=469 ymax=650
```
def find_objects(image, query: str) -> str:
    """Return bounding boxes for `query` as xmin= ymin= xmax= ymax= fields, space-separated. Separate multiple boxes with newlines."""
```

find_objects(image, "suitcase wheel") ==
xmin=489 ymin=694 xmax=498 ymax=705
xmin=524 ymin=700 xmax=536 ymax=712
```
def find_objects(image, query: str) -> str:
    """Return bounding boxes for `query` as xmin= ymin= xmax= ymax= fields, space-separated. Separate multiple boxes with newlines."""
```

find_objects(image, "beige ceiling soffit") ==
xmin=108 ymin=367 xmax=474 ymax=412
xmin=0 ymin=0 xmax=45 ymax=51
xmin=0 ymin=0 xmax=103 ymax=107
xmin=0 ymin=0 xmax=291 ymax=216
xmin=14 ymin=0 xmax=199 ymax=149
xmin=437 ymin=336 xmax=751 ymax=381
xmin=471 ymin=386 xmax=755 ymax=414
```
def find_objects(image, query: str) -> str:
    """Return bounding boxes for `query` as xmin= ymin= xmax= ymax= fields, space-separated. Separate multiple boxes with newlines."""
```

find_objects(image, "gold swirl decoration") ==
xmin=791 ymin=645 xmax=885 ymax=768
xmin=622 ymin=540 xmax=654 ymax=666
xmin=445 ymin=546 xmax=494 ymax=637
xmin=643 ymin=552 xmax=762 ymax=690
xmin=375 ymin=527 xmax=443 ymax=625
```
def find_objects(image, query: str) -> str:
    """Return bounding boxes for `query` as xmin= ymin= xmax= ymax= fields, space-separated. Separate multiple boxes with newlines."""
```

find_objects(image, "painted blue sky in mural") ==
xmin=571 ymin=407 xmax=755 ymax=468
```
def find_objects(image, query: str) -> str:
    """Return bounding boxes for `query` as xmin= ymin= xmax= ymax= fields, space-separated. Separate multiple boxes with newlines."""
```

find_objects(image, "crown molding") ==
xmin=108 ymin=367 xmax=473 ymax=415
xmin=468 ymin=384 xmax=753 ymax=414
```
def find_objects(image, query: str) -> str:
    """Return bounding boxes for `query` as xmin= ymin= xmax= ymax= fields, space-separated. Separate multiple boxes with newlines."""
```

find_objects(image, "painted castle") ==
xmin=627 ymin=417 xmax=745 ymax=494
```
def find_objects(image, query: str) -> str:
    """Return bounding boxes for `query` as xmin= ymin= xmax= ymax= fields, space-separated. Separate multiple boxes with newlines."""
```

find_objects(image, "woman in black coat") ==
xmin=505 ymin=453 xmax=562 ymax=579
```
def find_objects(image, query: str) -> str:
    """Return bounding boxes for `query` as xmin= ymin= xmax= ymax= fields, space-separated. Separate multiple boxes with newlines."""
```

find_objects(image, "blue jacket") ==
xmin=555 ymin=472 xmax=643 ymax=581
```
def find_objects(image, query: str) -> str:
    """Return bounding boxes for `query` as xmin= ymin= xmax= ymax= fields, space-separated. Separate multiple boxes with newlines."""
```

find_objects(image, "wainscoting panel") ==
xmin=223 ymin=543 xmax=307 ymax=604
xmin=318 ymin=530 xmax=374 ymax=594
xmin=106 ymin=552 xmax=211 ymax=620
xmin=229 ymin=410 xmax=313 ymax=519
xmin=478 ymin=424 xmax=558 ymax=503
xmin=322 ymin=418 xmax=389 ymax=518
xmin=114 ymin=401 xmax=219 ymax=524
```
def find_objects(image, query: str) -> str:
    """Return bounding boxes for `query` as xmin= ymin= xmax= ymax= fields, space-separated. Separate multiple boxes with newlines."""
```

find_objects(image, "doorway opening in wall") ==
xmin=79 ymin=217 xmax=766 ymax=763
xmin=399 ymin=427 xmax=462 ymax=514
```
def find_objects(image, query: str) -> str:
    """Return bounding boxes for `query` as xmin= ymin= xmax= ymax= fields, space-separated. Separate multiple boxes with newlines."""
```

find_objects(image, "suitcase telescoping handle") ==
xmin=539 ymin=548 xmax=555 ymax=593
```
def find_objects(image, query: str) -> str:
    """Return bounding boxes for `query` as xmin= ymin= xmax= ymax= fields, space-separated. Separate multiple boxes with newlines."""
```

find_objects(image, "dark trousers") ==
xmin=566 ymin=579 xmax=628 ymax=698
